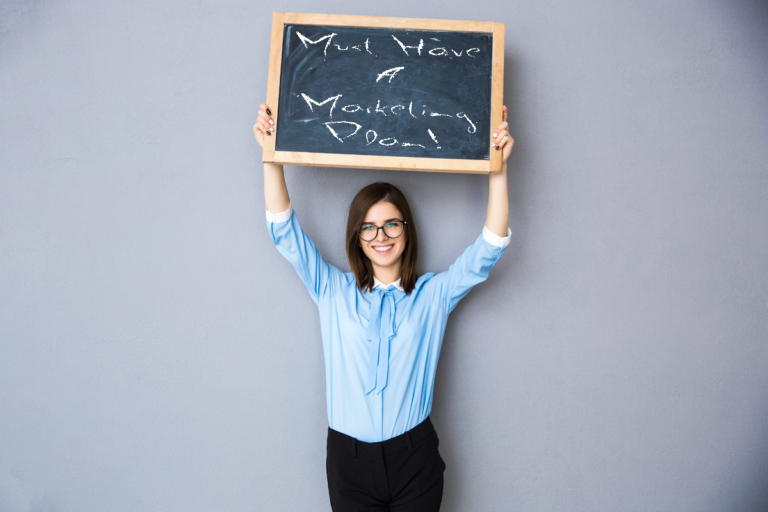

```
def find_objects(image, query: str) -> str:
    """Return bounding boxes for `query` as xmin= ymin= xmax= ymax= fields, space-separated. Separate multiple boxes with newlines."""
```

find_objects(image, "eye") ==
xmin=385 ymin=222 xmax=400 ymax=228
xmin=360 ymin=224 xmax=375 ymax=231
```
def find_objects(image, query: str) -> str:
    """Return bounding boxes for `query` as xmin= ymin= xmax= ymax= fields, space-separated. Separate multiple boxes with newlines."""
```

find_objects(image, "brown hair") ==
xmin=346 ymin=182 xmax=419 ymax=294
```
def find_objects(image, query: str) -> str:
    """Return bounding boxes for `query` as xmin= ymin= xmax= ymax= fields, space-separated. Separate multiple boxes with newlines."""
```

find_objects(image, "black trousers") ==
xmin=326 ymin=417 xmax=445 ymax=512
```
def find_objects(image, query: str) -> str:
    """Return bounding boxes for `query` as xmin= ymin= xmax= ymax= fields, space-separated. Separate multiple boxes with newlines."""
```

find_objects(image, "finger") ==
xmin=258 ymin=110 xmax=273 ymax=125
xmin=491 ymin=129 xmax=508 ymax=148
xmin=498 ymin=134 xmax=514 ymax=150
xmin=255 ymin=120 xmax=273 ymax=138
xmin=257 ymin=112 xmax=275 ymax=132
xmin=502 ymin=105 xmax=507 ymax=123
xmin=491 ymin=122 xmax=508 ymax=139
xmin=259 ymin=104 xmax=273 ymax=116
xmin=494 ymin=134 xmax=513 ymax=151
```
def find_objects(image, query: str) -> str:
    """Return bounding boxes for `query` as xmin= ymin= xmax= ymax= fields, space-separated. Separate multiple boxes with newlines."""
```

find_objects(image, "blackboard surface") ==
xmin=275 ymin=24 xmax=493 ymax=161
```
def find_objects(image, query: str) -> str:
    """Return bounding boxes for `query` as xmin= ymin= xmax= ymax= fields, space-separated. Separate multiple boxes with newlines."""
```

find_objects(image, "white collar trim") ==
xmin=373 ymin=277 xmax=404 ymax=292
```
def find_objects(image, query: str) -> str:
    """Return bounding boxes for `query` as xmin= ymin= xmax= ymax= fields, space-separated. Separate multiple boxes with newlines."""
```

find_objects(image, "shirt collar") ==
xmin=373 ymin=277 xmax=404 ymax=292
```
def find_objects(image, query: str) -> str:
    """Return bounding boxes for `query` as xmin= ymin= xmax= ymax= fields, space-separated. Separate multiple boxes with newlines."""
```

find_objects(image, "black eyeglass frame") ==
xmin=358 ymin=220 xmax=407 ymax=242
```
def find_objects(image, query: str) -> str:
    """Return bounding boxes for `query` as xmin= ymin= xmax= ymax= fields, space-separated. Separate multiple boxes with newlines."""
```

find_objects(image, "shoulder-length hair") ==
xmin=345 ymin=182 xmax=419 ymax=294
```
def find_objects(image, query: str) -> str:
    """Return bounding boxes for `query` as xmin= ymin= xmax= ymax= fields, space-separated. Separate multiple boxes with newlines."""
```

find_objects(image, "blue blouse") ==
xmin=267 ymin=207 xmax=510 ymax=442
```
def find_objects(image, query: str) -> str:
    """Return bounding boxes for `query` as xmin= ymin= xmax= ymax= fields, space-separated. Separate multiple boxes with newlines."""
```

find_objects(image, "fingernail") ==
xmin=495 ymin=146 xmax=500 ymax=150
xmin=266 ymin=108 xmax=272 ymax=115
xmin=493 ymin=133 xmax=497 ymax=138
xmin=269 ymin=120 xmax=274 ymax=125
xmin=266 ymin=131 xmax=272 ymax=136
xmin=269 ymin=126 xmax=274 ymax=132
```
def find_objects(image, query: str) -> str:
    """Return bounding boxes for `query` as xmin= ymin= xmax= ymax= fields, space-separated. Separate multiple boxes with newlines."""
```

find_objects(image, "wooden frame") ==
xmin=264 ymin=13 xmax=505 ymax=174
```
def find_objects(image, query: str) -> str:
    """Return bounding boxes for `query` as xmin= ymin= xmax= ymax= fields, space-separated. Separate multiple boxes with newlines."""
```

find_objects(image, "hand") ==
xmin=491 ymin=105 xmax=514 ymax=163
xmin=253 ymin=103 xmax=275 ymax=148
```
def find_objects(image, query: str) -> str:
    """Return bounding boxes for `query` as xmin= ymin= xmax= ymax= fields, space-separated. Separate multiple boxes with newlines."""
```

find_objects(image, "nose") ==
xmin=375 ymin=227 xmax=389 ymax=242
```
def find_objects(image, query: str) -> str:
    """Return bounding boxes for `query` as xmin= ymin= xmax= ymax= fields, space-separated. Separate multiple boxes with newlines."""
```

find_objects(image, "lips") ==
xmin=372 ymin=244 xmax=394 ymax=254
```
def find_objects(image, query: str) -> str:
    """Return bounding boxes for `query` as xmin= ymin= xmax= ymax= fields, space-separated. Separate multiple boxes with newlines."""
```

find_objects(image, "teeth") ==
xmin=373 ymin=246 xmax=392 ymax=252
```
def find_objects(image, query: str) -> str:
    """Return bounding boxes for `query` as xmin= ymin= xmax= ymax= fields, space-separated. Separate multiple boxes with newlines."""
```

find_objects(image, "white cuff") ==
xmin=482 ymin=225 xmax=512 ymax=248
xmin=266 ymin=205 xmax=292 ymax=224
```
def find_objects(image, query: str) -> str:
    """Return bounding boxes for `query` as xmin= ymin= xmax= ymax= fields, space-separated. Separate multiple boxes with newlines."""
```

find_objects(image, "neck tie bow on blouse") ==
xmin=366 ymin=288 xmax=398 ymax=395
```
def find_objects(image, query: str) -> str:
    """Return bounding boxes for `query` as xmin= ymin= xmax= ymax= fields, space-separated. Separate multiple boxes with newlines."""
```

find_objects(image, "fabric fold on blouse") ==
xmin=365 ymin=287 xmax=400 ymax=394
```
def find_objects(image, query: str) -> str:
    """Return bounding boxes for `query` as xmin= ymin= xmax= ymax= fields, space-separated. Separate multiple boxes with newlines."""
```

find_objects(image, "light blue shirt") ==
xmin=267 ymin=207 xmax=510 ymax=442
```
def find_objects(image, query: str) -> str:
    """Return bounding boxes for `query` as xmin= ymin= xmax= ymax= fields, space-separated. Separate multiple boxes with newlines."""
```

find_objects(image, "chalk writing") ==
xmin=296 ymin=32 xmax=336 ymax=56
xmin=298 ymin=93 xmax=477 ymax=148
xmin=277 ymin=24 xmax=493 ymax=160
xmin=376 ymin=67 xmax=405 ymax=83
xmin=301 ymin=93 xmax=342 ymax=118
xmin=427 ymin=129 xmax=441 ymax=149
xmin=323 ymin=121 xmax=362 ymax=142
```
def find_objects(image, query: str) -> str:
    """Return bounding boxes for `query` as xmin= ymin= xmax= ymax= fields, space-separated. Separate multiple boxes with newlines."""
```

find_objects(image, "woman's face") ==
xmin=359 ymin=201 xmax=407 ymax=278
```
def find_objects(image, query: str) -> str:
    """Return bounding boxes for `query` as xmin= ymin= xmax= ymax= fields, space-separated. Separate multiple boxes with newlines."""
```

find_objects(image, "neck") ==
xmin=372 ymin=262 xmax=402 ymax=286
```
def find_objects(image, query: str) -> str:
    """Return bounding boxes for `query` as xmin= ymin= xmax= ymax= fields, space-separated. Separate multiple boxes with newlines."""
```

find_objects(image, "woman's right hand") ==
xmin=253 ymin=103 xmax=275 ymax=148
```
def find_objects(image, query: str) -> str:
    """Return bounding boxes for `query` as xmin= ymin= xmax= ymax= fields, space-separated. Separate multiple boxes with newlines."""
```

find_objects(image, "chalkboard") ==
xmin=264 ymin=14 xmax=505 ymax=174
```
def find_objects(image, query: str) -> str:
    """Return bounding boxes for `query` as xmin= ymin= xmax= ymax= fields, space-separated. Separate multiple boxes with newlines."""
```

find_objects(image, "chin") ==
xmin=374 ymin=257 xmax=397 ymax=267
xmin=364 ymin=249 xmax=403 ymax=268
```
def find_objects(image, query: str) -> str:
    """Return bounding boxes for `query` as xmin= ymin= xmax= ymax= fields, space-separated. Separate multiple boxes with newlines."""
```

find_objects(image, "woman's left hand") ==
xmin=492 ymin=105 xmax=514 ymax=163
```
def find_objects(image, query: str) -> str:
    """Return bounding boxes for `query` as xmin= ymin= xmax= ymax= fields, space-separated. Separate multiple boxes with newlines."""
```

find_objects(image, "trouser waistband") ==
xmin=328 ymin=417 xmax=436 ymax=459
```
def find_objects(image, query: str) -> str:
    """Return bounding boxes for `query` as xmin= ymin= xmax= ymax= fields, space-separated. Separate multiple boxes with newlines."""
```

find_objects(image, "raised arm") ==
xmin=254 ymin=103 xmax=290 ymax=214
xmin=254 ymin=103 xmax=349 ymax=303
xmin=486 ymin=105 xmax=514 ymax=237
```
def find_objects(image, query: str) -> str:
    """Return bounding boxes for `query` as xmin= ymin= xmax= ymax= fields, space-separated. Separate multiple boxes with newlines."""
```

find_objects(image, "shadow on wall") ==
xmin=499 ymin=55 xmax=529 ymax=285
xmin=0 ymin=465 xmax=60 ymax=512
xmin=0 ymin=0 xmax=52 ymax=49
xmin=732 ymin=406 xmax=768 ymax=512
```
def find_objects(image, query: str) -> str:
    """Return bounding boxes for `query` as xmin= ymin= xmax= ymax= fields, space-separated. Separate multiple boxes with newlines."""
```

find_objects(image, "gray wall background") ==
xmin=1 ymin=0 xmax=767 ymax=511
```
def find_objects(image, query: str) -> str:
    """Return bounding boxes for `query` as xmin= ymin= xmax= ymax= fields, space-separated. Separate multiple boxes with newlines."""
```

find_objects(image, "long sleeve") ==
xmin=427 ymin=225 xmax=511 ymax=313
xmin=267 ymin=208 xmax=348 ymax=305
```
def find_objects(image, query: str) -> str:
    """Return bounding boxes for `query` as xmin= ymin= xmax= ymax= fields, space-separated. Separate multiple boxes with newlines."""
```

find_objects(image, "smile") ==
xmin=372 ymin=244 xmax=394 ymax=253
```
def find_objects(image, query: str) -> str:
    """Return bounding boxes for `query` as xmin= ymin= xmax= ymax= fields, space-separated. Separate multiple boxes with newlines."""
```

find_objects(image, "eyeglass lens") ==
xmin=359 ymin=221 xmax=404 ymax=241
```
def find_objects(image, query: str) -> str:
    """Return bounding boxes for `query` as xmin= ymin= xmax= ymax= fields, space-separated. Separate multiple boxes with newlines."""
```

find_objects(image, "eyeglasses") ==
xmin=358 ymin=220 xmax=406 ymax=242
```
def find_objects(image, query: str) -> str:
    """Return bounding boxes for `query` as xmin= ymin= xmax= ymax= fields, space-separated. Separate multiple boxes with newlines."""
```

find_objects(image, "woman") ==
xmin=253 ymin=103 xmax=514 ymax=512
